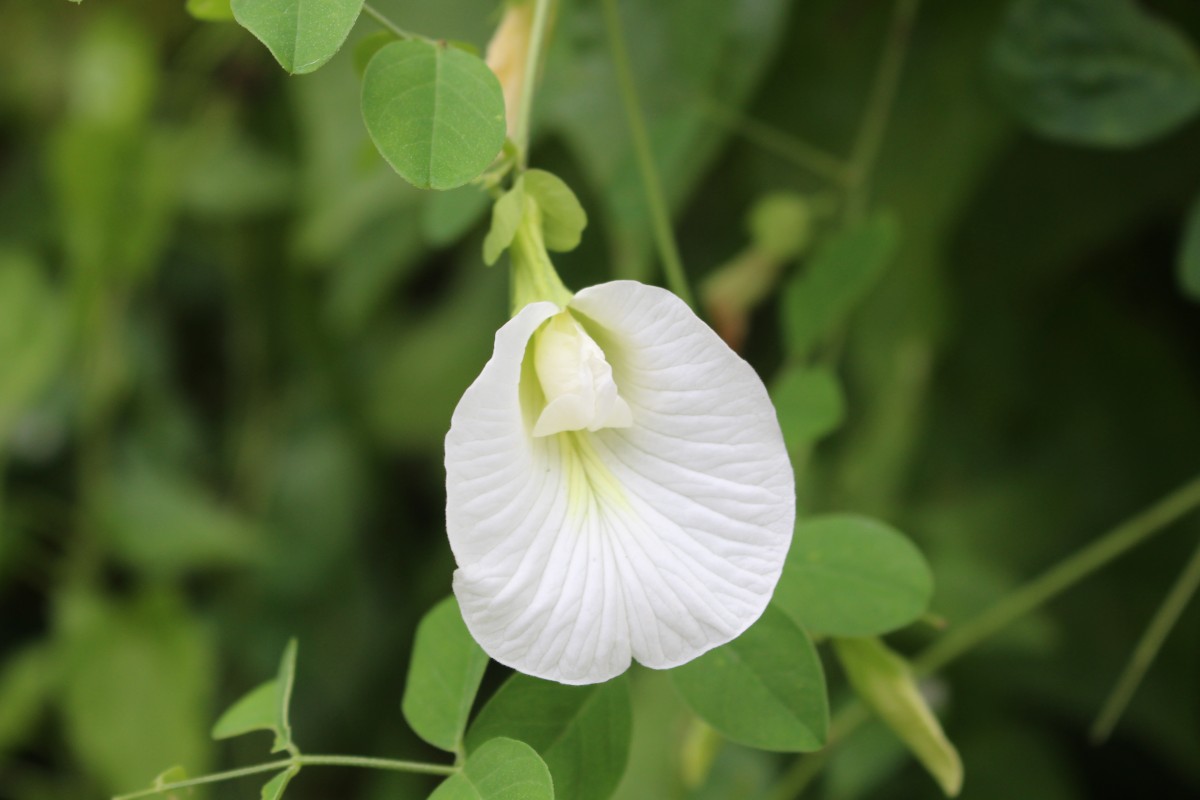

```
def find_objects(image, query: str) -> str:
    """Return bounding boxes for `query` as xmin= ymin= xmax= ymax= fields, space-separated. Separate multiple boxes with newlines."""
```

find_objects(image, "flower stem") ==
xmin=600 ymin=0 xmax=695 ymax=309
xmin=1091 ymin=532 xmax=1200 ymax=742
xmin=845 ymin=0 xmax=921 ymax=222
xmin=111 ymin=755 xmax=456 ymax=800
xmin=514 ymin=0 xmax=555 ymax=170
xmin=361 ymin=3 xmax=434 ymax=44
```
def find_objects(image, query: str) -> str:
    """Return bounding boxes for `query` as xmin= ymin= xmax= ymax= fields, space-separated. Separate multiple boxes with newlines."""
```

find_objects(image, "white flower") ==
xmin=445 ymin=280 xmax=795 ymax=685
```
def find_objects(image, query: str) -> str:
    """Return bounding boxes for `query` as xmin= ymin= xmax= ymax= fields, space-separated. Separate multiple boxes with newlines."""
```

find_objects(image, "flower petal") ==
xmin=446 ymin=282 xmax=794 ymax=684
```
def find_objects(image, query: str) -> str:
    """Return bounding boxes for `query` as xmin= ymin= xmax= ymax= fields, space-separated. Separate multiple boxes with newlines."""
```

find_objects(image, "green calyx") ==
xmin=509 ymin=198 xmax=573 ymax=313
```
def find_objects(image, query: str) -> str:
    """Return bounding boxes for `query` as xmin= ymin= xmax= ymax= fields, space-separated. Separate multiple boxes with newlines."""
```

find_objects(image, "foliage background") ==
xmin=1 ymin=0 xmax=1199 ymax=798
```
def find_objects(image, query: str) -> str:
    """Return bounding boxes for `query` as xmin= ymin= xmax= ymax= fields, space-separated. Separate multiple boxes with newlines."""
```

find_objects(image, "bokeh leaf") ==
xmin=770 ymin=366 xmax=845 ymax=450
xmin=361 ymin=40 xmax=506 ymax=191
xmin=187 ymin=0 xmax=234 ymax=22
xmin=402 ymin=596 xmax=489 ymax=753
xmin=466 ymin=674 xmax=632 ymax=800
xmin=782 ymin=214 xmax=898 ymax=359
xmin=989 ymin=0 xmax=1200 ymax=147
xmin=57 ymin=589 xmax=214 ymax=794
xmin=834 ymin=637 xmax=963 ymax=797
xmin=1178 ymin=190 xmax=1200 ymax=302
xmin=670 ymin=604 xmax=828 ymax=752
xmin=230 ymin=0 xmax=363 ymax=74
xmin=773 ymin=514 xmax=933 ymax=637
xmin=430 ymin=737 xmax=553 ymax=800
xmin=0 ymin=251 xmax=69 ymax=442
xmin=0 ymin=644 xmax=55 ymax=754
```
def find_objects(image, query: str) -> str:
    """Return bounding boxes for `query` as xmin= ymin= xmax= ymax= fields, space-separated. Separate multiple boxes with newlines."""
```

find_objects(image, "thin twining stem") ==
xmin=702 ymin=101 xmax=851 ymax=186
xmin=600 ymin=0 xmax=695 ymax=309
xmin=111 ymin=755 xmax=456 ymax=800
xmin=845 ymin=0 xmax=922 ymax=221
xmin=361 ymin=3 xmax=435 ymax=44
xmin=1091 ymin=532 xmax=1200 ymax=742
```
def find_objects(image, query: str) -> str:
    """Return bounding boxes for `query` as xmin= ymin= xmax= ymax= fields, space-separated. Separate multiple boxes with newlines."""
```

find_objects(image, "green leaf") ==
xmin=770 ymin=366 xmax=845 ymax=449
xmin=773 ymin=514 xmax=933 ymax=638
xmin=274 ymin=638 xmax=298 ymax=752
xmin=187 ymin=0 xmax=234 ymax=22
xmin=231 ymin=0 xmax=364 ymax=74
xmin=1178 ymin=191 xmax=1200 ymax=301
xmin=261 ymin=766 xmax=300 ymax=800
xmin=483 ymin=181 xmax=527 ymax=266
xmin=989 ymin=0 xmax=1200 ymax=147
xmin=362 ymin=40 xmax=506 ymax=191
xmin=211 ymin=638 xmax=298 ymax=754
xmin=524 ymin=169 xmax=588 ymax=252
xmin=430 ymin=737 xmax=553 ymax=800
xmin=670 ymin=604 xmax=828 ymax=752
xmin=402 ymin=596 xmax=489 ymax=753
xmin=782 ymin=215 xmax=898 ymax=358
xmin=212 ymin=681 xmax=278 ymax=741
xmin=466 ymin=674 xmax=631 ymax=800
xmin=833 ymin=637 xmax=962 ymax=797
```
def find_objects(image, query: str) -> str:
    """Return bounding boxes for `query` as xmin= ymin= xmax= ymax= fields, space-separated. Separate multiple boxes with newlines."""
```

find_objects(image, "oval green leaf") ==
xmin=362 ymin=40 xmax=506 ymax=191
xmin=989 ymin=0 xmax=1200 ymax=148
xmin=231 ymin=0 xmax=364 ymax=75
xmin=211 ymin=638 xmax=297 ymax=754
xmin=670 ymin=604 xmax=828 ymax=752
xmin=834 ymin=637 xmax=962 ymax=797
xmin=774 ymin=514 xmax=933 ymax=637
xmin=466 ymin=674 xmax=631 ymax=800
xmin=402 ymin=596 xmax=489 ymax=753
xmin=430 ymin=737 xmax=553 ymax=800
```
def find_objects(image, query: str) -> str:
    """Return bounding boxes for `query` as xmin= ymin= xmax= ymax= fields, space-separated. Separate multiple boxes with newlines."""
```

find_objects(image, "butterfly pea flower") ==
xmin=445 ymin=202 xmax=795 ymax=686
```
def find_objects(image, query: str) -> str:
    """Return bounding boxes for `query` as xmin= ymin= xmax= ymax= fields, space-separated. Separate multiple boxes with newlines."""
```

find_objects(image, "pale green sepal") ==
xmin=834 ymin=637 xmax=963 ymax=797
xmin=484 ymin=179 xmax=527 ymax=266
xmin=523 ymin=170 xmax=587 ymax=253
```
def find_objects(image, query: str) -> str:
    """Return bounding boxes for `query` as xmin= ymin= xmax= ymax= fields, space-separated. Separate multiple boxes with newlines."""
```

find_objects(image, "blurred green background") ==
xmin=1 ymin=0 xmax=1199 ymax=798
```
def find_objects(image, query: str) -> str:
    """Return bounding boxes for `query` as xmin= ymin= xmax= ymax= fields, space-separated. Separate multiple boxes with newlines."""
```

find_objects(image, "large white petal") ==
xmin=446 ymin=282 xmax=794 ymax=685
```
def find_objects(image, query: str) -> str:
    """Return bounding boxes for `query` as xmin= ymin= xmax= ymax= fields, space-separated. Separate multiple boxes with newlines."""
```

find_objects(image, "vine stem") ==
xmin=600 ymin=0 xmax=695 ymax=309
xmin=361 ymin=3 xmax=434 ymax=44
xmin=768 ymin=471 xmax=1200 ymax=799
xmin=514 ymin=0 xmax=555 ymax=170
xmin=702 ymin=101 xmax=851 ymax=186
xmin=1091 ymin=532 xmax=1200 ymax=742
xmin=111 ymin=755 xmax=456 ymax=800
xmin=845 ymin=0 xmax=921 ymax=222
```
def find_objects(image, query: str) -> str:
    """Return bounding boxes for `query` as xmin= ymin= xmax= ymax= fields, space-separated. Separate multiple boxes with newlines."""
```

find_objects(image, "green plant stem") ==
xmin=514 ymin=0 xmax=555 ymax=169
xmin=600 ymin=0 xmax=695 ymax=309
xmin=703 ymin=102 xmax=850 ymax=186
xmin=112 ymin=755 xmax=457 ymax=800
xmin=1091 ymin=533 xmax=1200 ymax=742
xmin=767 ymin=471 xmax=1200 ymax=799
xmin=845 ymin=0 xmax=921 ymax=222
xmin=361 ymin=3 xmax=433 ymax=43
